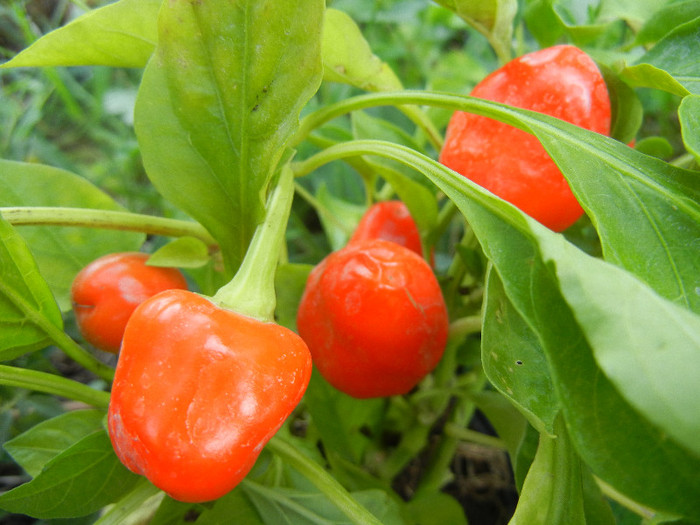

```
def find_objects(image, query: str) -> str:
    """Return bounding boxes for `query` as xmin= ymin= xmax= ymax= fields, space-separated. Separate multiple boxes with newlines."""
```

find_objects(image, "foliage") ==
xmin=0 ymin=0 xmax=698 ymax=523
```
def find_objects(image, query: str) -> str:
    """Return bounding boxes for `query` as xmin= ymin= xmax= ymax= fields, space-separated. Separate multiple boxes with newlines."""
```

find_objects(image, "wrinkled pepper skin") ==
xmin=71 ymin=252 xmax=188 ymax=354
xmin=349 ymin=201 xmax=424 ymax=257
xmin=439 ymin=45 xmax=611 ymax=232
xmin=296 ymin=239 xmax=449 ymax=399
xmin=108 ymin=289 xmax=312 ymax=503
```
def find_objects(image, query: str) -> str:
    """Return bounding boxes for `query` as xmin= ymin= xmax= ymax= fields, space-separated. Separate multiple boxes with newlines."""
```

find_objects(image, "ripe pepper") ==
xmin=108 ymin=288 xmax=312 ymax=503
xmin=71 ymin=252 xmax=188 ymax=353
xmin=349 ymin=200 xmax=424 ymax=258
xmin=439 ymin=45 xmax=611 ymax=231
xmin=296 ymin=238 xmax=449 ymax=398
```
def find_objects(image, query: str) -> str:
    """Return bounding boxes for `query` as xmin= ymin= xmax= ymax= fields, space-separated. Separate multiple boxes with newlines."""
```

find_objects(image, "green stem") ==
xmin=444 ymin=423 xmax=507 ymax=450
xmin=291 ymin=93 xmax=443 ymax=152
xmin=1 ymin=207 xmax=217 ymax=250
xmin=266 ymin=436 xmax=384 ymax=525
xmin=0 ymin=279 xmax=115 ymax=382
xmin=448 ymin=315 xmax=482 ymax=339
xmin=213 ymin=165 xmax=295 ymax=321
xmin=413 ymin=370 xmax=488 ymax=498
xmin=0 ymin=365 xmax=110 ymax=408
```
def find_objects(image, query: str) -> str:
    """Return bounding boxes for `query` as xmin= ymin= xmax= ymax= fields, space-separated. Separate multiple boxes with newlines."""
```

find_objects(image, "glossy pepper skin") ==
xmin=71 ymin=252 xmax=188 ymax=353
xmin=349 ymin=201 xmax=424 ymax=257
xmin=296 ymin=239 xmax=449 ymax=399
xmin=439 ymin=45 xmax=611 ymax=232
xmin=108 ymin=289 xmax=312 ymax=503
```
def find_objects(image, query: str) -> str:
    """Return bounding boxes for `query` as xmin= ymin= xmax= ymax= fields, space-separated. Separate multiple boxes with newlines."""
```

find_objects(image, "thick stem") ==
xmin=0 ymin=365 xmax=110 ymax=408
xmin=266 ymin=436 xmax=384 ymax=525
xmin=212 ymin=164 xmax=295 ymax=321
xmin=0 ymin=207 xmax=217 ymax=250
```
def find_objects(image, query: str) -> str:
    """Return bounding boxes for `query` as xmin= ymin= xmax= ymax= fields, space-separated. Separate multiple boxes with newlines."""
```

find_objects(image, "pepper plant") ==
xmin=0 ymin=0 xmax=699 ymax=524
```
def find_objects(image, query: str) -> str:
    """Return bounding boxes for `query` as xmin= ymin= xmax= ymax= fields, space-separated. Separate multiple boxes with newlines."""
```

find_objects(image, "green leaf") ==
xmin=0 ymin=217 xmax=62 ymax=361
xmin=274 ymin=263 xmax=313 ymax=332
xmin=524 ymin=0 xmax=565 ymax=47
xmin=149 ymin=497 xmax=205 ymax=525
xmin=601 ymin=66 xmax=643 ymax=144
xmin=304 ymin=370 xmax=385 ymax=463
xmin=679 ymin=94 xmax=700 ymax=161
xmin=482 ymin=267 xmax=559 ymax=435
xmin=634 ymin=136 xmax=675 ymax=159
xmin=148 ymin=236 xmax=210 ymax=269
xmin=0 ymin=160 xmax=145 ymax=311
xmin=4 ymin=409 xmax=105 ymax=478
xmin=136 ymin=0 xmax=323 ymax=276
xmin=432 ymin=0 xmax=517 ymax=63
xmin=470 ymin=390 xmax=529 ymax=461
xmin=322 ymin=8 xmax=403 ymax=91
xmin=535 ymin=232 xmax=700 ymax=460
xmin=0 ymin=0 xmax=159 ymax=68
xmin=0 ymin=430 xmax=140 ymax=519
xmin=314 ymin=184 xmax=366 ymax=251
xmin=635 ymin=2 xmax=700 ymax=45
xmin=402 ymin=492 xmax=467 ymax=525
xmin=510 ymin=415 xmax=614 ymax=525
xmin=598 ymin=0 xmax=670 ymax=28
xmin=625 ymin=16 xmax=700 ymax=95
xmin=620 ymin=63 xmax=690 ymax=97
xmin=526 ymin=117 xmax=700 ymax=314
xmin=241 ymin=482 xmax=404 ymax=525
xmin=191 ymin=488 xmax=263 ymax=524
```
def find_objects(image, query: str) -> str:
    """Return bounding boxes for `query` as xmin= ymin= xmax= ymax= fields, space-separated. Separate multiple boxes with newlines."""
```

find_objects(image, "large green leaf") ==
xmin=135 ymin=0 xmax=323 ymax=276
xmin=4 ymin=409 xmax=105 ymax=478
xmin=519 ymin=114 xmax=700 ymax=314
xmin=535 ymin=229 xmax=700 ymax=459
xmin=0 ymin=430 xmax=140 ymax=519
xmin=623 ymin=16 xmax=700 ymax=95
xmin=0 ymin=0 xmax=159 ymax=68
xmin=482 ymin=266 xmax=558 ymax=435
xmin=0 ymin=160 xmax=145 ymax=311
xmin=0 ymin=217 xmax=63 ymax=360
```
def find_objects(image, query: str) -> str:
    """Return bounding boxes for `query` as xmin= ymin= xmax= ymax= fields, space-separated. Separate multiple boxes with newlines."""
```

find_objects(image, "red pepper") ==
xmin=349 ymin=201 xmax=424 ymax=257
xmin=439 ymin=45 xmax=611 ymax=231
xmin=297 ymin=239 xmax=449 ymax=398
xmin=108 ymin=289 xmax=312 ymax=503
xmin=71 ymin=252 xmax=188 ymax=354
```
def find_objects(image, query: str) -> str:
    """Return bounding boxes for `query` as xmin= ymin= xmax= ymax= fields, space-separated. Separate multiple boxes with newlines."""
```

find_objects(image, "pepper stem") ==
xmin=212 ymin=163 xmax=295 ymax=322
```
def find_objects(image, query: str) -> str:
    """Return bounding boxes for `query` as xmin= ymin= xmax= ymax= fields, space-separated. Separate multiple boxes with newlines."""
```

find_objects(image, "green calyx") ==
xmin=212 ymin=162 xmax=295 ymax=322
